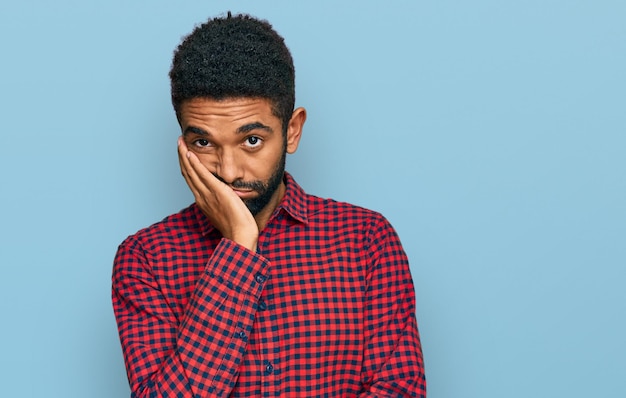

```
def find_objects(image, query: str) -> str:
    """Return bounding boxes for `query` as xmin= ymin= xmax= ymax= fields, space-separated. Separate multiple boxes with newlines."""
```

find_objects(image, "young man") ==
xmin=112 ymin=12 xmax=426 ymax=397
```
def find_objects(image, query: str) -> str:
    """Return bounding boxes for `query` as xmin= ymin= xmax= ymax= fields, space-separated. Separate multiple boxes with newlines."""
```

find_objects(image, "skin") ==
xmin=177 ymin=97 xmax=306 ymax=252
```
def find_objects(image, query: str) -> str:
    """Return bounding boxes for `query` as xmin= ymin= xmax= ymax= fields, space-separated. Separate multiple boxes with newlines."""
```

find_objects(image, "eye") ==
xmin=192 ymin=138 xmax=211 ymax=148
xmin=244 ymin=136 xmax=262 ymax=148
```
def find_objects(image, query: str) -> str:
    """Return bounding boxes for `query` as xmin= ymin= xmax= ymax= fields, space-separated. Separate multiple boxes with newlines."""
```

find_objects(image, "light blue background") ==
xmin=1 ymin=1 xmax=624 ymax=397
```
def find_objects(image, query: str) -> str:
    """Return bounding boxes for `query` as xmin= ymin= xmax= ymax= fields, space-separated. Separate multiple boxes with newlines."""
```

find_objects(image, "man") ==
xmin=112 ymin=12 xmax=426 ymax=397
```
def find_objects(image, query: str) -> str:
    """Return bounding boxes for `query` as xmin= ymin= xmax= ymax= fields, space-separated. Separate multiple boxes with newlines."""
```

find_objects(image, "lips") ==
xmin=232 ymin=188 xmax=256 ymax=199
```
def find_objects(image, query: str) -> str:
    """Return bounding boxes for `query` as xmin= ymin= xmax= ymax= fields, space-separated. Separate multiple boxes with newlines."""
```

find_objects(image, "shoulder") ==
xmin=283 ymin=173 xmax=388 ymax=229
xmin=117 ymin=204 xmax=203 ymax=253
xmin=303 ymin=194 xmax=408 ymax=271
xmin=305 ymin=193 xmax=395 ymax=234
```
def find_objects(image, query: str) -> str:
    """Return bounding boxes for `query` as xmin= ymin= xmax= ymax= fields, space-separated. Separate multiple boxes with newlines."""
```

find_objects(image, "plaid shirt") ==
xmin=112 ymin=173 xmax=426 ymax=397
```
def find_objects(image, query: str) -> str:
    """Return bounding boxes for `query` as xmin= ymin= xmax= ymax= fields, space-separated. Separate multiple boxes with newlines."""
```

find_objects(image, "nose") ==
xmin=215 ymin=148 xmax=244 ymax=184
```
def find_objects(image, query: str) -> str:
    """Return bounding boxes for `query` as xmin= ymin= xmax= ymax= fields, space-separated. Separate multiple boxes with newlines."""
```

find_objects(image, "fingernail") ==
xmin=186 ymin=151 xmax=191 ymax=159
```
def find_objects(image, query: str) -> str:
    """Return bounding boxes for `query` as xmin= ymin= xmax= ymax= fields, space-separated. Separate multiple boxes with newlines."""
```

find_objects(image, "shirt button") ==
xmin=236 ymin=331 xmax=247 ymax=340
xmin=255 ymin=274 xmax=267 ymax=284
xmin=265 ymin=362 xmax=274 ymax=374
xmin=258 ymin=300 xmax=267 ymax=311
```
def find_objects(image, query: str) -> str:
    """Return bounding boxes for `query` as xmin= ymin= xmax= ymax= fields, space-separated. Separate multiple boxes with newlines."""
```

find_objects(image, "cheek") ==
xmin=254 ymin=149 xmax=285 ymax=174
xmin=194 ymin=154 xmax=218 ymax=172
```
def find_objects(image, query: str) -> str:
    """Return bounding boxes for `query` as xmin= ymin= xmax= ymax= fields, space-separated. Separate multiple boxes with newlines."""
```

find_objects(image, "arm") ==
xmin=359 ymin=217 xmax=427 ymax=397
xmin=112 ymin=238 xmax=269 ymax=397
xmin=112 ymin=138 xmax=265 ymax=396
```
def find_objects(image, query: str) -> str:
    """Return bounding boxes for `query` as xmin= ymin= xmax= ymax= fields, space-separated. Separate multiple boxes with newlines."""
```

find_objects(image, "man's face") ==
xmin=179 ymin=97 xmax=300 ymax=216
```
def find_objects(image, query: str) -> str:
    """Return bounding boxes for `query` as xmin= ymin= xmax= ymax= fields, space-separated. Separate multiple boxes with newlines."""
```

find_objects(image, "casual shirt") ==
xmin=112 ymin=173 xmax=426 ymax=397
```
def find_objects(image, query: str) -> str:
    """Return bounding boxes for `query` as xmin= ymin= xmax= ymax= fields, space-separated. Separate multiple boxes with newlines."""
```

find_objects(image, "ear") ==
xmin=285 ymin=107 xmax=307 ymax=154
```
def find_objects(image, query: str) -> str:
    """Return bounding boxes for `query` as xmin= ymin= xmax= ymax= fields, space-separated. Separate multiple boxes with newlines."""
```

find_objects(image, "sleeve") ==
xmin=112 ymin=238 xmax=270 ymax=397
xmin=359 ymin=216 xmax=427 ymax=397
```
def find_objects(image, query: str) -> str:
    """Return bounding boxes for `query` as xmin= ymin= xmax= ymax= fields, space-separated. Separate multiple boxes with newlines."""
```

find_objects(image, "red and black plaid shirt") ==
xmin=112 ymin=173 xmax=426 ymax=397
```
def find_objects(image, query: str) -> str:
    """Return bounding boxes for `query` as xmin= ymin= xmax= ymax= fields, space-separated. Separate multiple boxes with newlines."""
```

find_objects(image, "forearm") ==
xmin=113 ymin=238 xmax=270 ymax=397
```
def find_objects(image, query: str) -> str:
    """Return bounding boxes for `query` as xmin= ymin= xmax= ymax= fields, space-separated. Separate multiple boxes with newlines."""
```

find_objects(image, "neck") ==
xmin=254 ymin=181 xmax=286 ymax=231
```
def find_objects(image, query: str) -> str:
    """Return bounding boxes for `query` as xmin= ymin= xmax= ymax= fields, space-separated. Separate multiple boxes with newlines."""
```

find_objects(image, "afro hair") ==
xmin=169 ymin=12 xmax=296 ymax=133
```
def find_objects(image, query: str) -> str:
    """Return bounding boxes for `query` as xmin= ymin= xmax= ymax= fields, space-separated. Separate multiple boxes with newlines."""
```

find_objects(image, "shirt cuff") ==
xmin=206 ymin=238 xmax=271 ymax=298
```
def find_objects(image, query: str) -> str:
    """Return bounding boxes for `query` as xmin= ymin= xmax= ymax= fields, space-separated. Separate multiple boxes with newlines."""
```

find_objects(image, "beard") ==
xmin=215 ymin=149 xmax=286 ymax=216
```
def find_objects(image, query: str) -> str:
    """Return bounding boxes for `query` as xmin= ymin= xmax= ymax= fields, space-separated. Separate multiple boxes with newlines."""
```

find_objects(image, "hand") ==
xmin=178 ymin=137 xmax=259 ymax=251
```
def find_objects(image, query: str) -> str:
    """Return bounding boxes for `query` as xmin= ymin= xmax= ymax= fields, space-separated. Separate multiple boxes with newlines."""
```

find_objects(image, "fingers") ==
xmin=178 ymin=137 xmax=224 ymax=194
xmin=177 ymin=137 xmax=203 ymax=200
xmin=176 ymin=136 xmax=258 ymax=249
xmin=177 ymin=136 xmax=238 ymax=211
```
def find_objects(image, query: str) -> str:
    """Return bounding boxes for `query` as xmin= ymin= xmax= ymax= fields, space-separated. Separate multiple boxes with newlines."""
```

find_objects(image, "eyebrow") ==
xmin=183 ymin=126 xmax=209 ymax=136
xmin=236 ymin=122 xmax=274 ymax=134
xmin=182 ymin=122 xmax=274 ymax=137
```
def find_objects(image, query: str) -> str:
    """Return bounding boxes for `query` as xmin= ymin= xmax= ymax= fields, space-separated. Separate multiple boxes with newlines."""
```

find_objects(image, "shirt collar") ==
xmin=277 ymin=172 xmax=308 ymax=225
xmin=194 ymin=171 xmax=308 ymax=236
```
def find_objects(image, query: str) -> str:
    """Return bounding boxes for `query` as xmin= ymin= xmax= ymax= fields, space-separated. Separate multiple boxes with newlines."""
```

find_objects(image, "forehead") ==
xmin=178 ymin=97 xmax=278 ymax=125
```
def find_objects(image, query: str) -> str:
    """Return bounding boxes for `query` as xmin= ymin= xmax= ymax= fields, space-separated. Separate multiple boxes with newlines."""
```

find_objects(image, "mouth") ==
xmin=231 ymin=188 xmax=256 ymax=199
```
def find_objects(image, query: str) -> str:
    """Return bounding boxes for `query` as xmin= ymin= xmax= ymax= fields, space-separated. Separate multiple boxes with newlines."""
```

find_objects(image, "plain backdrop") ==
xmin=1 ymin=1 xmax=624 ymax=397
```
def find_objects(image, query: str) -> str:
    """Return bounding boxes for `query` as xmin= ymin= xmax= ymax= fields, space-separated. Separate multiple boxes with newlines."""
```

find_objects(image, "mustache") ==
xmin=211 ymin=173 xmax=267 ymax=192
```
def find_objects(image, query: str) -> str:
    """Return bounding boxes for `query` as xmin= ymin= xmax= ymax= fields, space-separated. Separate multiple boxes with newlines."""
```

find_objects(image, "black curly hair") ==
xmin=169 ymin=12 xmax=295 ymax=134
